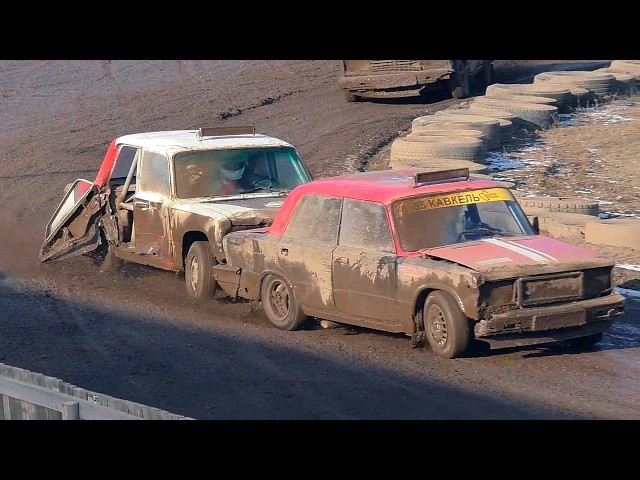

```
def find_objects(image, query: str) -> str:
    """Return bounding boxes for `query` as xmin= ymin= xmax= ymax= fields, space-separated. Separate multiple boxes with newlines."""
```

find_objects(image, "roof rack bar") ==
xmin=197 ymin=126 xmax=256 ymax=140
xmin=412 ymin=168 xmax=469 ymax=187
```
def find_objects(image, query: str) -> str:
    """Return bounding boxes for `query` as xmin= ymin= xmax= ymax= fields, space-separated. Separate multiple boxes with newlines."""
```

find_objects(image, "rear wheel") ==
xmin=185 ymin=241 xmax=217 ymax=301
xmin=260 ymin=274 xmax=307 ymax=331
xmin=482 ymin=60 xmax=495 ymax=87
xmin=423 ymin=291 xmax=471 ymax=359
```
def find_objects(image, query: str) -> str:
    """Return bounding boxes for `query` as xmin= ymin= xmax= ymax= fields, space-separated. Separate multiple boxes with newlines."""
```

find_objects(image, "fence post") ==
xmin=61 ymin=401 xmax=80 ymax=420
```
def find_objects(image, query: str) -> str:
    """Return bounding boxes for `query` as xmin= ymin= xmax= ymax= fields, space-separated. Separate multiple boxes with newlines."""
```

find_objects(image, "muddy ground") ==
xmin=1 ymin=60 xmax=639 ymax=421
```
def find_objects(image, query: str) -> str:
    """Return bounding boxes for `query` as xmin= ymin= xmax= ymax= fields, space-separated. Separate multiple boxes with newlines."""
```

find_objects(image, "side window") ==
xmin=138 ymin=151 xmax=170 ymax=195
xmin=340 ymin=199 xmax=394 ymax=252
xmin=111 ymin=145 xmax=138 ymax=180
xmin=284 ymin=194 xmax=341 ymax=245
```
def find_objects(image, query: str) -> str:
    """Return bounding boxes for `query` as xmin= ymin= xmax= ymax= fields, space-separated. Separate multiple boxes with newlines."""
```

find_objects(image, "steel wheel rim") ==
xmin=188 ymin=256 xmax=199 ymax=292
xmin=427 ymin=305 xmax=447 ymax=347
xmin=269 ymin=281 xmax=290 ymax=320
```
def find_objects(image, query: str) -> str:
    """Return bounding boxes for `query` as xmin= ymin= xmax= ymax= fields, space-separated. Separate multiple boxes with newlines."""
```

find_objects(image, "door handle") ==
xmin=134 ymin=201 xmax=149 ymax=211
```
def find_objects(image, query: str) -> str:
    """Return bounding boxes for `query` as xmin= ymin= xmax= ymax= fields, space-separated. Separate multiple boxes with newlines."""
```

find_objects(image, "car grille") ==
xmin=516 ymin=271 xmax=584 ymax=307
xmin=370 ymin=60 xmax=423 ymax=72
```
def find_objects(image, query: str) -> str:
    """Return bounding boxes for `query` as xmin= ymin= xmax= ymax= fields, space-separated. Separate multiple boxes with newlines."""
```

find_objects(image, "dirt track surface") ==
xmin=1 ymin=60 xmax=639 ymax=420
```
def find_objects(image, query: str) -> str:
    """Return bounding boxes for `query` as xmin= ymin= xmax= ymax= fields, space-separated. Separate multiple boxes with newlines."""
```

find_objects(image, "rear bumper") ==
xmin=338 ymin=69 xmax=452 ymax=96
xmin=474 ymin=292 xmax=625 ymax=344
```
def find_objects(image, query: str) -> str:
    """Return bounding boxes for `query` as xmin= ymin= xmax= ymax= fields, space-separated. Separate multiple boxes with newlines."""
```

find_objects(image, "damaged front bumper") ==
xmin=474 ymin=292 xmax=626 ymax=349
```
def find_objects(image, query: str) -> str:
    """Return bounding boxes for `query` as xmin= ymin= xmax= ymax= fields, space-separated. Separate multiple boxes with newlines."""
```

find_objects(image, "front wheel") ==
xmin=185 ymin=241 xmax=218 ymax=301
xmin=423 ymin=291 xmax=471 ymax=359
xmin=260 ymin=274 xmax=307 ymax=331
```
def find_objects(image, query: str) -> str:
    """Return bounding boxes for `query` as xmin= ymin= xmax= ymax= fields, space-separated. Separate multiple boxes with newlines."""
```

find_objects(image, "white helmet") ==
xmin=220 ymin=159 xmax=246 ymax=181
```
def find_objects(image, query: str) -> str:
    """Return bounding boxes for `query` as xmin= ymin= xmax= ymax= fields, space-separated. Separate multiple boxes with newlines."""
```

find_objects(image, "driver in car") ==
xmin=213 ymin=157 xmax=247 ymax=195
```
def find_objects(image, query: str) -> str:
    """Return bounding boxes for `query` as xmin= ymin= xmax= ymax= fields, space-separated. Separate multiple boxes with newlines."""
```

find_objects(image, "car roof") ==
xmin=115 ymin=129 xmax=295 ymax=157
xmin=286 ymin=168 xmax=503 ymax=205
xmin=268 ymin=168 xmax=507 ymax=236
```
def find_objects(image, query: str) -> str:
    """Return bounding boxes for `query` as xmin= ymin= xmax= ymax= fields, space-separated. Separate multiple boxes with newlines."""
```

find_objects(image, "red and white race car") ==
xmin=211 ymin=167 xmax=625 ymax=358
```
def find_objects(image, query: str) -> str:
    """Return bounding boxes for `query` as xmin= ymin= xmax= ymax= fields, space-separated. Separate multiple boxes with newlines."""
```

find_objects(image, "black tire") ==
xmin=482 ymin=60 xmax=495 ymax=86
xmin=260 ymin=274 xmax=307 ymax=331
xmin=185 ymin=240 xmax=217 ymax=301
xmin=449 ymin=60 xmax=471 ymax=99
xmin=470 ymin=60 xmax=494 ymax=95
xmin=423 ymin=291 xmax=471 ymax=359
xmin=568 ymin=332 xmax=603 ymax=350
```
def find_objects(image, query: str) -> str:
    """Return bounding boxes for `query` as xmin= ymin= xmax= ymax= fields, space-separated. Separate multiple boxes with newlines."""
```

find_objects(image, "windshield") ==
xmin=173 ymin=147 xmax=311 ymax=199
xmin=392 ymin=188 xmax=535 ymax=251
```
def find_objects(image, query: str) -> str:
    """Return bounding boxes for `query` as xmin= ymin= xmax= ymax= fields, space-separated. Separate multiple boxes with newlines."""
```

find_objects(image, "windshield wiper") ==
xmin=459 ymin=227 xmax=512 ymax=239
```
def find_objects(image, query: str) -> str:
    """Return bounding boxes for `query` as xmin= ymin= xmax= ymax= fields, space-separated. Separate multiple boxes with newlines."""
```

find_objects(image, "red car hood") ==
xmin=423 ymin=236 xmax=613 ymax=274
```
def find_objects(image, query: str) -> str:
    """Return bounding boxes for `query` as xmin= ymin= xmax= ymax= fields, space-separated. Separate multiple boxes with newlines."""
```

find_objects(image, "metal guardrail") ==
xmin=0 ymin=363 xmax=193 ymax=420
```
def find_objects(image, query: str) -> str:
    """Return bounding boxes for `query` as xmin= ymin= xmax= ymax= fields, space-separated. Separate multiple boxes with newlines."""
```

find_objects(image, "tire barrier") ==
xmin=533 ymin=70 xmax=618 ymax=103
xmin=485 ymin=83 xmax=574 ymax=112
xmin=469 ymin=98 xmax=559 ymax=130
xmin=478 ymin=92 xmax=560 ymax=108
xmin=607 ymin=60 xmax=640 ymax=81
xmin=433 ymin=110 xmax=516 ymax=145
xmin=516 ymin=195 xmax=600 ymax=216
xmin=406 ymin=128 xmax=489 ymax=149
xmin=412 ymin=114 xmax=501 ymax=149
xmin=389 ymin=154 xmax=488 ymax=173
xmin=434 ymin=107 xmax=520 ymax=143
xmin=594 ymin=69 xmax=638 ymax=97
xmin=390 ymin=135 xmax=487 ymax=163
xmin=400 ymin=63 xmax=639 ymax=251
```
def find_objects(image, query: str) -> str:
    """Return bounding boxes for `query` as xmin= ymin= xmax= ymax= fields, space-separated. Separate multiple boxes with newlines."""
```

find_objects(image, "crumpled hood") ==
xmin=423 ymin=235 xmax=613 ymax=275
xmin=176 ymin=196 xmax=286 ymax=224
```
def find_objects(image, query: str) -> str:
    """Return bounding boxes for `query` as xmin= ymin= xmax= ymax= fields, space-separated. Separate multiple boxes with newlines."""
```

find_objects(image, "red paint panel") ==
xmin=93 ymin=139 xmax=118 ymax=188
xmin=424 ymin=236 xmax=604 ymax=271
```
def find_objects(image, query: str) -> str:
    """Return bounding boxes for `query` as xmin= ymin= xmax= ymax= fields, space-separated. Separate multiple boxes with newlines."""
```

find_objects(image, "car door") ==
xmin=275 ymin=194 xmax=341 ymax=310
xmin=131 ymin=150 xmax=173 ymax=267
xmin=332 ymin=199 xmax=404 ymax=328
xmin=39 ymin=179 xmax=106 ymax=263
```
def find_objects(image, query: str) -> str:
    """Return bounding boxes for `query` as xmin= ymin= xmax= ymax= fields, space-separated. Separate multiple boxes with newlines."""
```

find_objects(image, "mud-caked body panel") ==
xmin=40 ymin=127 xmax=313 ymax=302
xmin=216 ymin=167 xmax=625 ymax=357
xmin=338 ymin=60 xmax=493 ymax=101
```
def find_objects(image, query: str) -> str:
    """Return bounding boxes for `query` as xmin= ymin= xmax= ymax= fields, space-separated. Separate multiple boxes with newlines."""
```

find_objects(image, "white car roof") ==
xmin=115 ymin=129 xmax=295 ymax=157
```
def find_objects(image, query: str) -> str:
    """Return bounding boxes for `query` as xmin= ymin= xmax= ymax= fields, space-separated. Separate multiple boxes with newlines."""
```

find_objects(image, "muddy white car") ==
xmin=39 ymin=126 xmax=313 ymax=300
xmin=212 ymin=167 xmax=626 ymax=358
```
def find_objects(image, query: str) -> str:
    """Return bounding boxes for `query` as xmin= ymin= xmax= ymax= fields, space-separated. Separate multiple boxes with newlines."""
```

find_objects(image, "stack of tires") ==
xmin=469 ymin=95 xmax=560 ymax=131
xmin=593 ymin=60 xmax=639 ymax=96
xmin=432 ymin=108 xmax=519 ymax=143
xmin=388 ymin=112 xmax=506 ymax=171
xmin=390 ymin=62 xmax=639 ymax=195
xmin=389 ymin=133 xmax=488 ymax=172
xmin=514 ymin=192 xmax=640 ymax=249
xmin=533 ymin=70 xmax=619 ymax=104
xmin=484 ymin=83 xmax=574 ymax=112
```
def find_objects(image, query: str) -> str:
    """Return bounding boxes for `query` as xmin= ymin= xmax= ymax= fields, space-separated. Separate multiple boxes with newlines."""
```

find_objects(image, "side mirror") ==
xmin=530 ymin=216 xmax=540 ymax=235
